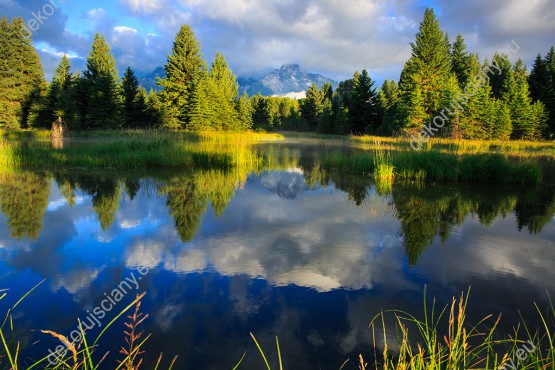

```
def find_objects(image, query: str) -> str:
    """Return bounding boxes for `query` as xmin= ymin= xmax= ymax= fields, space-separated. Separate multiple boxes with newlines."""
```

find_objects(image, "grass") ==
xmin=1 ymin=283 xmax=554 ymax=369
xmin=368 ymin=288 xmax=555 ymax=370
xmin=246 ymin=289 xmax=555 ymax=370
xmin=0 ymin=129 xmax=548 ymax=185
xmin=0 ymin=131 xmax=280 ymax=172
xmin=351 ymin=135 xmax=555 ymax=158
xmin=324 ymin=150 xmax=543 ymax=185
xmin=0 ymin=283 xmax=177 ymax=370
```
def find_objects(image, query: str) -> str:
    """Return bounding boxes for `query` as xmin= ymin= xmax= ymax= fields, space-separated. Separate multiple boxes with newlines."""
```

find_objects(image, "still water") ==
xmin=0 ymin=141 xmax=554 ymax=369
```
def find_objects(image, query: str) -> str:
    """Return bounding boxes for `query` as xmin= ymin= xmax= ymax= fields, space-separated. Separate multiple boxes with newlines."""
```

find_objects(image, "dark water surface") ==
xmin=0 ymin=141 xmax=554 ymax=369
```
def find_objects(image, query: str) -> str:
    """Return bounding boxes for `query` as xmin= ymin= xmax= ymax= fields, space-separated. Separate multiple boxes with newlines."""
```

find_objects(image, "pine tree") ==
xmin=209 ymin=53 xmax=239 ymax=130
xmin=377 ymin=79 xmax=399 ymax=134
xmin=83 ymin=33 xmax=120 ymax=129
xmin=487 ymin=53 xmax=513 ymax=100
xmin=503 ymin=59 xmax=546 ymax=140
xmin=158 ymin=25 xmax=203 ymax=129
xmin=450 ymin=33 xmax=472 ymax=87
xmin=41 ymin=55 xmax=72 ymax=127
xmin=121 ymin=67 xmax=150 ymax=128
xmin=236 ymin=92 xmax=253 ymax=130
xmin=491 ymin=100 xmax=512 ymax=140
xmin=396 ymin=8 xmax=458 ymax=135
xmin=300 ymin=82 xmax=325 ymax=131
xmin=187 ymin=67 xmax=212 ymax=131
xmin=0 ymin=17 xmax=46 ymax=129
xmin=529 ymin=48 xmax=555 ymax=137
xmin=349 ymin=69 xmax=379 ymax=134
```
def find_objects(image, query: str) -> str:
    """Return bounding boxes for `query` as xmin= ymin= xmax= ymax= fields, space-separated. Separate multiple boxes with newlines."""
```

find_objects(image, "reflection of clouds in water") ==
xmin=52 ymin=267 xmax=100 ymax=294
xmin=121 ymin=183 xmax=405 ymax=292
xmin=257 ymin=170 xmax=314 ymax=199
xmin=47 ymin=195 xmax=87 ymax=211
xmin=164 ymin=248 xmax=208 ymax=272
xmin=155 ymin=303 xmax=184 ymax=332
xmin=125 ymin=241 xmax=165 ymax=269
xmin=119 ymin=219 xmax=142 ymax=229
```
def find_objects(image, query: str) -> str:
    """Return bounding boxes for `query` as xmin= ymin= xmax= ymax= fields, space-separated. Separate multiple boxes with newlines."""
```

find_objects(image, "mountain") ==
xmin=239 ymin=64 xmax=338 ymax=97
xmin=138 ymin=64 xmax=338 ymax=97
xmin=138 ymin=66 xmax=165 ymax=92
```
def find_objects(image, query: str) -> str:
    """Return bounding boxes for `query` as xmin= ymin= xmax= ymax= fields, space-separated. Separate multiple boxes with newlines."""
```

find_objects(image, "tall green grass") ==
xmin=324 ymin=151 xmax=542 ymax=185
xmin=369 ymin=288 xmax=555 ymax=370
xmin=0 ymin=283 xmax=177 ymax=370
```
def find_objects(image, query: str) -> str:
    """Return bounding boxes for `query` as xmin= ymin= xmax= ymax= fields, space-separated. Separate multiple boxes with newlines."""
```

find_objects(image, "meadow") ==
xmin=1 ymin=130 xmax=551 ymax=186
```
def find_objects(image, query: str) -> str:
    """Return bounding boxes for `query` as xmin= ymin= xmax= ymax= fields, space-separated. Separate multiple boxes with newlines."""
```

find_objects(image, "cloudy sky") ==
xmin=2 ymin=0 xmax=555 ymax=83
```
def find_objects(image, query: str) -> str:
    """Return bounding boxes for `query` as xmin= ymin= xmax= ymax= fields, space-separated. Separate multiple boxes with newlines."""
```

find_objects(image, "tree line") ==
xmin=1 ymin=9 xmax=554 ymax=139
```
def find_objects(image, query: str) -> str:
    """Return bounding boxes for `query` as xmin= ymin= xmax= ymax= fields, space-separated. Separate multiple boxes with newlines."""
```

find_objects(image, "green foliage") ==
xmin=300 ymin=82 xmax=329 ymax=131
xmin=487 ymin=53 xmax=513 ymax=100
xmin=396 ymin=8 xmax=458 ymax=135
xmin=377 ymin=79 xmax=399 ymax=135
xmin=450 ymin=33 xmax=473 ymax=87
xmin=158 ymin=25 xmax=203 ymax=129
xmin=529 ymin=46 xmax=555 ymax=138
xmin=349 ymin=69 xmax=380 ymax=134
xmin=40 ymin=55 xmax=77 ymax=128
xmin=121 ymin=67 xmax=152 ymax=128
xmin=83 ymin=33 xmax=121 ymax=129
xmin=503 ymin=59 xmax=546 ymax=139
xmin=0 ymin=172 xmax=50 ymax=240
xmin=0 ymin=17 xmax=46 ymax=130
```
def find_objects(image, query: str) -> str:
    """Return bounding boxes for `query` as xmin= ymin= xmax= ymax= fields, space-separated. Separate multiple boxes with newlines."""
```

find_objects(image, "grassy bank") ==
xmin=0 ymin=130 xmax=283 ymax=173
xmin=0 ymin=130 xmax=548 ymax=185
xmin=324 ymin=150 xmax=543 ymax=185
xmin=350 ymin=135 xmax=555 ymax=157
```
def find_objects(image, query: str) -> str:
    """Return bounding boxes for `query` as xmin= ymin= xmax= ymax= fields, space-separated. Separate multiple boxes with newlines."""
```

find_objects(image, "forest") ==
xmin=0 ymin=8 xmax=554 ymax=141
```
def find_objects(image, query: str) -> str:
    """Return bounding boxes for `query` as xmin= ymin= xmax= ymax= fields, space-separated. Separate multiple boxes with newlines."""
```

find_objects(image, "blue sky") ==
xmin=2 ymin=0 xmax=555 ymax=83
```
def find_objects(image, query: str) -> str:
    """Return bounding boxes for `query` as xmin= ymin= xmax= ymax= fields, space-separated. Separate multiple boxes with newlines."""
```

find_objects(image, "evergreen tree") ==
xmin=491 ymin=100 xmax=512 ymax=140
xmin=349 ymin=69 xmax=379 ymax=134
xmin=300 ymin=82 xmax=331 ymax=131
xmin=503 ymin=59 xmax=546 ymax=139
xmin=236 ymin=92 xmax=253 ymax=130
xmin=251 ymin=93 xmax=272 ymax=129
xmin=122 ymin=66 xmax=139 ymax=128
xmin=120 ymin=67 xmax=151 ymax=128
xmin=158 ymin=25 xmax=203 ymax=129
xmin=187 ymin=65 xmax=212 ymax=131
xmin=208 ymin=52 xmax=239 ymax=130
xmin=487 ymin=53 xmax=512 ymax=100
xmin=529 ymin=48 xmax=555 ymax=137
xmin=450 ymin=33 xmax=472 ymax=87
xmin=396 ymin=8 xmax=459 ymax=135
xmin=83 ymin=33 xmax=120 ymax=129
xmin=41 ymin=55 xmax=73 ymax=127
xmin=377 ymin=79 xmax=399 ymax=135
xmin=0 ymin=17 xmax=46 ymax=129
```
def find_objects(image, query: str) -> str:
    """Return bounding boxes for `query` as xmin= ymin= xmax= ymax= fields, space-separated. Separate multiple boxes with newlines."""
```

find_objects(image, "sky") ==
xmin=2 ymin=0 xmax=555 ymax=83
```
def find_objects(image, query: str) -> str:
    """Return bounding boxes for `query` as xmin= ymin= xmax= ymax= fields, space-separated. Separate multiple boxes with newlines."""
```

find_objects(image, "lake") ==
xmin=0 ymin=139 xmax=554 ymax=369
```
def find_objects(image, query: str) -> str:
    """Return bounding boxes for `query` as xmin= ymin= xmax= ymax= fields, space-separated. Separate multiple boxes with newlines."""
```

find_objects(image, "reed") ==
xmin=324 ymin=150 xmax=543 ymax=185
xmin=369 ymin=288 xmax=555 ymax=370
xmin=0 ymin=283 xmax=177 ymax=370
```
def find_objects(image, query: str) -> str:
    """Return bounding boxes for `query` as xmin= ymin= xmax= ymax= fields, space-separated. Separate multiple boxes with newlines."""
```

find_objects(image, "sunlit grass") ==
xmin=368 ymin=288 xmax=555 ymax=370
xmin=324 ymin=150 xmax=542 ymax=185
xmin=351 ymin=135 xmax=555 ymax=158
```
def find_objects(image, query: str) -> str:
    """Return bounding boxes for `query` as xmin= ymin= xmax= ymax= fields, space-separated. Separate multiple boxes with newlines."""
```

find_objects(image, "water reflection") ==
xmin=0 ymin=144 xmax=554 ymax=368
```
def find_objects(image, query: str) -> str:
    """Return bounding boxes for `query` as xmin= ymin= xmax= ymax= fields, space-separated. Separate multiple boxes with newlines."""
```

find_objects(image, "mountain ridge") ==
xmin=138 ymin=64 xmax=338 ymax=97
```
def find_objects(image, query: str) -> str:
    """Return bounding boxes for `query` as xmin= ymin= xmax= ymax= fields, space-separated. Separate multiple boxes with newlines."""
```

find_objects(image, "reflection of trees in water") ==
xmin=0 ymin=172 xmax=50 ymax=240
xmin=54 ymin=172 xmax=122 ymax=231
xmin=390 ymin=184 xmax=555 ymax=265
xmin=1 ymin=158 xmax=554 ymax=264
xmin=515 ymin=186 xmax=555 ymax=234
xmin=159 ymin=170 xmax=242 ymax=242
